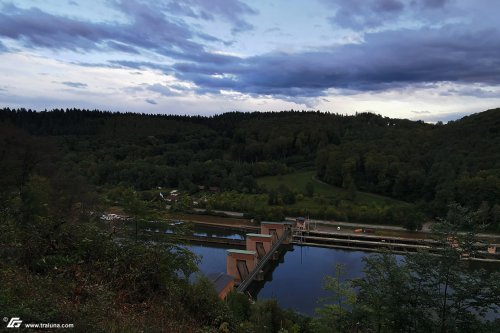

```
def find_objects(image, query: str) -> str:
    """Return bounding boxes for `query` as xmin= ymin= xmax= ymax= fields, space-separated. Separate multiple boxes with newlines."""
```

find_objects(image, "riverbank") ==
xmin=168 ymin=211 xmax=500 ymax=243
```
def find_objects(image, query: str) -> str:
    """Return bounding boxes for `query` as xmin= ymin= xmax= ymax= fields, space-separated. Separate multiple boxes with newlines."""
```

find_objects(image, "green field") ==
xmin=205 ymin=170 xmax=415 ymax=224
xmin=257 ymin=170 xmax=409 ymax=207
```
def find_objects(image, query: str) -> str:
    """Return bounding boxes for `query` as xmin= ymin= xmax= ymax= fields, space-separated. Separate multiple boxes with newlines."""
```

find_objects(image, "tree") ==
xmin=305 ymin=181 xmax=315 ymax=197
xmin=351 ymin=214 xmax=500 ymax=332
xmin=311 ymin=264 xmax=357 ymax=333
xmin=315 ymin=204 xmax=500 ymax=333
xmin=353 ymin=253 xmax=414 ymax=333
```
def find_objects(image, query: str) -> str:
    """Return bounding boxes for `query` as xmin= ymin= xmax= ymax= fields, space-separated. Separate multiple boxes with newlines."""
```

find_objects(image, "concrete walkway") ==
xmin=287 ymin=217 xmax=500 ymax=241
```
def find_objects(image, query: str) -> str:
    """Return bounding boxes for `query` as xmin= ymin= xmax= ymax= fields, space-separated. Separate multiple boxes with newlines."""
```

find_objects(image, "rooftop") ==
xmin=246 ymin=233 xmax=272 ymax=238
xmin=206 ymin=272 xmax=234 ymax=295
xmin=227 ymin=249 xmax=256 ymax=255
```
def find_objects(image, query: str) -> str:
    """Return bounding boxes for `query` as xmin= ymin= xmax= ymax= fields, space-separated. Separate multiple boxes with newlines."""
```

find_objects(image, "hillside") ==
xmin=1 ymin=107 xmax=499 ymax=229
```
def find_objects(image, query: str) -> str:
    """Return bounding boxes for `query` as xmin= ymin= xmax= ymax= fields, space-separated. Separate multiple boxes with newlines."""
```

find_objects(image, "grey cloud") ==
xmin=0 ymin=2 xmax=235 ymax=64
xmin=145 ymin=99 xmax=157 ymax=104
xmin=442 ymin=87 xmax=500 ymax=98
xmin=169 ymin=0 xmax=257 ymax=34
xmin=264 ymin=27 xmax=281 ymax=34
xmin=231 ymin=20 xmax=254 ymax=34
xmin=325 ymin=0 xmax=451 ymax=30
xmin=327 ymin=0 xmax=405 ymax=29
xmin=61 ymin=81 xmax=88 ymax=88
xmin=418 ymin=0 xmax=449 ymax=9
xmin=0 ymin=40 xmax=7 ymax=52
xmin=376 ymin=0 xmax=405 ymax=12
xmin=411 ymin=110 xmax=431 ymax=114
xmin=171 ymin=26 xmax=500 ymax=98
xmin=147 ymin=83 xmax=181 ymax=97
xmin=109 ymin=60 xmax=173 ymax=73
xmin=106 ymin=41 xmax=139 ymax=54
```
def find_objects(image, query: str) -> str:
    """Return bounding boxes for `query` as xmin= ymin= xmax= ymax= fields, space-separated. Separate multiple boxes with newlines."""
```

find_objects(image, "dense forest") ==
xmin=1 ymin=108 xmax=499 ymax=229
xmin=1 ymin=108 xmax=499 ymax=332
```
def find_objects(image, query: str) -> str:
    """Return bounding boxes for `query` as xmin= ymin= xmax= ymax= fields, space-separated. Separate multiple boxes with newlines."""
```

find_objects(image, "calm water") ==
xmin=190 ymin=244 xmax=369 ymax=316
xmin=188 ymin=229 xmax=499 ymax=317
xmin=255 ymin=246 xmax=367 ymax=315
xmin=192 ymin=225 xmax=246 ymax=240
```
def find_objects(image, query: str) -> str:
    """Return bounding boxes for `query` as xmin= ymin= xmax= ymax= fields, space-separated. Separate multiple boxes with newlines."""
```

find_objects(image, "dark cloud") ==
xmin=145 ymin=98 xmax=157 ymax=104
xmin=109 ymin=60 xmax=173 ymax=73
xmin=418 ymin=0 xmax=449 ymax=9
xmin=61 ymin=81 xmax=88 ymax=88
xmin=1 ymin=0 xmax=497 ymax=104
xmin=166 ymin=0 xmax=258 ymax=34
xmin=325 ymin=0 xmax=451 ymax=29
xmin=327 ymin=0 xmax=405 ymax=29
xmin=377 ymin=0 xmax=405 ymax=12
xmin=171 ymin=26 xmax=500 ymax=97
xmin=0 ymin=1 xmax=236 ymax=64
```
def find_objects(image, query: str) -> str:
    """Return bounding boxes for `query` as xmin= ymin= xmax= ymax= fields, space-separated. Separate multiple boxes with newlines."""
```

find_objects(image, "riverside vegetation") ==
xmin=0 ymin=108 xmax=499 ymax=332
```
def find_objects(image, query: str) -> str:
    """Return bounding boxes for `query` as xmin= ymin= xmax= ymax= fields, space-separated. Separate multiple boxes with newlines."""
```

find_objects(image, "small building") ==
xmin=261 ymin=221 xmax=293 ymax=244
xmin=246 ymin=233 xmax=273 ymax=259
xmin=295 ymin=217 xmax=307 ymax=231
xmin=207 ymin=272 xmax=235 ymax=300
xmin=226 ymin=249 xmax=257 ymax=282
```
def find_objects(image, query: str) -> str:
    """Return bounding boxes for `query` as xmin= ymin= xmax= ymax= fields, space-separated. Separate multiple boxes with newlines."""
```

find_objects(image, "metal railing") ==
xmin=237 ymin=229 xmax=290 ymax=292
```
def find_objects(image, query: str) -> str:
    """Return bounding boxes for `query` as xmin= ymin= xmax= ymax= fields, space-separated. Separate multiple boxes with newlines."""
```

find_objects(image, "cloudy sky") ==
xmin=1 ymin=0 xmax=499 ymax=121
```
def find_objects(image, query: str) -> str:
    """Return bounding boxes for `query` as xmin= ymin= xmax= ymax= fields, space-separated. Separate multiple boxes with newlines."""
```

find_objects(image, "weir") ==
xmin=226 ymin=221 xmax=293 ymax=293
xmin=159 ymin=220 xmax=499 ymax=264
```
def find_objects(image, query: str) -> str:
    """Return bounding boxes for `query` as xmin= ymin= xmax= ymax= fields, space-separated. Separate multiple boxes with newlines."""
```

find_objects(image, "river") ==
xmin=183 ymin=226 xmax=498 ymax=317
xmin=191 ymin=244 xmax=368 ymax=316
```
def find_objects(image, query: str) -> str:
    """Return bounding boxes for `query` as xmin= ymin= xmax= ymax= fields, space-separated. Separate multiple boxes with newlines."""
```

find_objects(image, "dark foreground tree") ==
xmin=314 ymin=205 xmax=500 ymax=333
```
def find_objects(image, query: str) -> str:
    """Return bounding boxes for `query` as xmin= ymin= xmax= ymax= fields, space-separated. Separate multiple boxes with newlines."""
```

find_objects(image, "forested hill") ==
xmin=1 ymin=107 xmax=499 ymax=222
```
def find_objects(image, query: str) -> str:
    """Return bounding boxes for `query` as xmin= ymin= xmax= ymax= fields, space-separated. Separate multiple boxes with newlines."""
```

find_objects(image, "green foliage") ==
xmin=311 ymin=264 xmax=357 ymax=333
xmin=3 ymin=108 xmax=499 ymax=228
xmin=0 ymin=125 xmax=233 ymax=332
xmin=267 ymin=185 xmax=296 ymax=205
xmin=226 ymin=291 xmax=252 ymax=323
xmin=186 ymin=275 xmax=232 ymax=327
xmin=258 ymin=170 xmax=416 ymax=224
xmin=1 ymin=108 xmax=500 ymax=331
xmin=313 ymin=205 xmax=500 ymax=333
xmin=305 ymin=181 xmax=315 ymax=197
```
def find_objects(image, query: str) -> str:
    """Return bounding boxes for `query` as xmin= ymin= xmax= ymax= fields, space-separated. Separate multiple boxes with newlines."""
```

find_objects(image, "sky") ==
xmin=1 ymin=0 xmax=500 ymax=122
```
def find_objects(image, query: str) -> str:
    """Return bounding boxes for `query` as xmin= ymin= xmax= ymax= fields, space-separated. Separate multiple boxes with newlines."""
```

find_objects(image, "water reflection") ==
xmin=255 ymin=246 xmax=367 ymax=315
xmin=190 ymin=242 xmax=500 ymax=319
xmin=191 ymin=243 xmax=370 ymax=316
